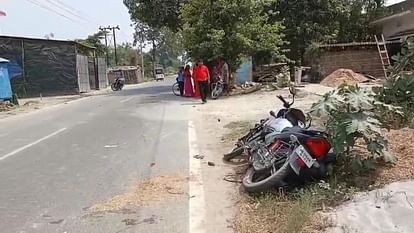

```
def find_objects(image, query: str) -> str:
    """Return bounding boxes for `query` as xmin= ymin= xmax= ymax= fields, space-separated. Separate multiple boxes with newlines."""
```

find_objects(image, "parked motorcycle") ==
xmin=111 ymin=77 xmax=125 ymax=91
xmin=211 ymin=76 xmax=225 ymax=99
xmin=223 ymin=87 xmax=307 ymax=161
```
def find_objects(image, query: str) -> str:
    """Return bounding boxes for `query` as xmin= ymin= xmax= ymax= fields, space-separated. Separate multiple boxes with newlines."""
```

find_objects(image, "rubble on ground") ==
xmin=320 ymin=69 xmax=370 ymax=87
xmin=0 ymin=101 xmax=15 ymax=112
xmin=230 ymin=81 xmax=262 ymax=96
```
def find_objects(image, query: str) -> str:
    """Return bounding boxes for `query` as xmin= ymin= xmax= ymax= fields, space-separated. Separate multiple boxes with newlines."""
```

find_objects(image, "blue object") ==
xmin=7 ymin=61 xmax=23 ymax=79
xmin=236 ymin=57 xmax=252 ymax=84
xmin=0 ymin=58 xmax=12 ymax=100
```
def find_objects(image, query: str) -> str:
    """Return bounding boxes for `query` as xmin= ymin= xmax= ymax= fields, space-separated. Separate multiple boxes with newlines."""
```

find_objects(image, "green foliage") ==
xmin=75 ymin=31 xmax=107 ymax=56
xmin=181 ymin=0 xmax=286 ymax=70
xmin=310 ymin=85 xmax=398 ymax=169
xmin=271 ymin=0 xmax=386 ymax=62
xmin=124 ymin=0 xmax=183 ymax=31
xmin=375 ymin=38 xmax=414 ymax=128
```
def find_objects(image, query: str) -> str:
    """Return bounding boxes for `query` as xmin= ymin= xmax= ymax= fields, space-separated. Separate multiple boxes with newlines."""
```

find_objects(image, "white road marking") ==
xmin=188 ymin=121 xmax=206 ymax=233
xmin=120 ymin=97 xmax=134 ymax=103
xmin=104 ymin=145 xmax=119 ymax=148
xmin=0 ymin=128 xmax=67 ymax=161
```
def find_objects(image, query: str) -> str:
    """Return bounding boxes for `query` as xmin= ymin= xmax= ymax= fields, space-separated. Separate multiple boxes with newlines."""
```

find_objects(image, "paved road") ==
xmin=0 ymin=79 xmax=200 ymax=233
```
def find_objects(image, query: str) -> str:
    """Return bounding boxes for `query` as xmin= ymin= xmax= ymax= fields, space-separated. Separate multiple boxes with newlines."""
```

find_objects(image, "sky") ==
xmin=0 ymin=0 xmax=135 ymax=43
xmin=0 ymin=0 xmax=408 ymax=44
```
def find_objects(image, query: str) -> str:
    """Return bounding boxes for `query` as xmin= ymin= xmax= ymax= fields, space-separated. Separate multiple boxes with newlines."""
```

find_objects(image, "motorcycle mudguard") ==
xmin=289 ymin=153 xmax=302 ymax=175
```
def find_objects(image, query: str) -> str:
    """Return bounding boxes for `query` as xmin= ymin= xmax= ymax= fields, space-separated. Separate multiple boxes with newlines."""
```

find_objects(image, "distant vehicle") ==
xmin=154 ymin=67 xmax=165 ymax=81
xmin=111 ymin=76 xmax=125 ymax=91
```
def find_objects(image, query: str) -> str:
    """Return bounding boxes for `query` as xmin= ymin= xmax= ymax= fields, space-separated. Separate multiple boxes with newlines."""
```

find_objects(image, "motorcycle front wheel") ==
xmin=111 ymin=83 xmax=118 ymax=91
xmin=211 ymin=84 xmax=222 ymax=99
xmin=242 ymin=160 xmax=292 ymax=193
xmin=172 ymin=83 xmax=181 ymax=96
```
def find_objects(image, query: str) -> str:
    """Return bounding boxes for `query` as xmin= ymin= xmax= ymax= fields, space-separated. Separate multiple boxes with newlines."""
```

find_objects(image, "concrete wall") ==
xmin=381 ymin=12 xmax=414 ymax=39
xmin=319 ymin=47 xmax=385 ymax=79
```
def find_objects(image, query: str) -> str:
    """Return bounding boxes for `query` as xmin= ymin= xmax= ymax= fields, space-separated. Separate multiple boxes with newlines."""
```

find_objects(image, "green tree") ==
xmin=75 ymin=31 xmax=107 ymax=56
xmin=108 ymin=43 xmax=138 ymax=66
xmin=181 ymin=0 xmax=286 ymax=70
xmin=271 ymin=0 xmax=386 ymax=62
xmin=124 ymin=0 xmax=183 ymax=31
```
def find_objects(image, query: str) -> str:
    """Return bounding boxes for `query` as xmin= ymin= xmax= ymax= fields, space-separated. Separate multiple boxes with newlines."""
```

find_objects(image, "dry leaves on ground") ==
xmin=89 ymin=174 xmax=187 ymax=213
xmin=377 ymin=128 xmax=414 ymax=183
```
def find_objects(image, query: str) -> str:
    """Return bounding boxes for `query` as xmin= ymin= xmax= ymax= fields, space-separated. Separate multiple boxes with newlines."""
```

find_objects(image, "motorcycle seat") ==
xmin=281 ymin=127 xmax=323 ymax=137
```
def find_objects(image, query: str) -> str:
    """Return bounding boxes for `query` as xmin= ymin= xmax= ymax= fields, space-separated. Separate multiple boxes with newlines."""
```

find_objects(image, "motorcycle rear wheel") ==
xmin=242 ymin=161 xmax=292 ymax=193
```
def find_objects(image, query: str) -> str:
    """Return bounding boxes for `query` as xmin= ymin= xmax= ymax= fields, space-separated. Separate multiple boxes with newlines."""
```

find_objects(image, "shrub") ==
xmin=310 ymin=85 xmax=398 ymax=171
xmin=375 ymin=37 xmax=414 ymax=128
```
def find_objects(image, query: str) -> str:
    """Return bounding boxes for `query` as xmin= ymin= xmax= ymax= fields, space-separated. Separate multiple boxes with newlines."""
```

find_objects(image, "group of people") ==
xmin=176 ymin=58 xmax=230 ymax=104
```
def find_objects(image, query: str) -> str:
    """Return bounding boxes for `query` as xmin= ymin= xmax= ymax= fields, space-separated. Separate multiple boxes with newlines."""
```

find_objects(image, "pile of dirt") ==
xmin=377 ymin=128 xmax=414 ymax=183
xmin=321 ymin=69 xmax=369 ymax=87
xmin=88 ymin=174 xmax=187 ymax=213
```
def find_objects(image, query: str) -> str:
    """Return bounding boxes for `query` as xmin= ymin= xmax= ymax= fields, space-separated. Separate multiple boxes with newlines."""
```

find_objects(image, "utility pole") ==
xmin=101 ymin=25 xmax=120 ymax=66
xmin=99 ymin=26 xmax=110 ymax=66
xmin=140 ymin=32 xmax=145 ymax=79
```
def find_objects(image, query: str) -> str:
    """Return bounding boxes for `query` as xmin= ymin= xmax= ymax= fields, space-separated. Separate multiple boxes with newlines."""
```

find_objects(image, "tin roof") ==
xmin=0 ymin=35 xmax=96 ymax=49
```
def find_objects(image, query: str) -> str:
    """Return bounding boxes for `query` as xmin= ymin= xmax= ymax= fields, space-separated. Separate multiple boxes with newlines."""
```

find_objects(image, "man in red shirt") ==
xmin=193 ymin=59 xmax=210 ymax=103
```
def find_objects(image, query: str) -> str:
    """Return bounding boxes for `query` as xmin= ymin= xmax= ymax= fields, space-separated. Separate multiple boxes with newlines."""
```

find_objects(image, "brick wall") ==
xmin=319 ymin=48 xmax=386 ymax=79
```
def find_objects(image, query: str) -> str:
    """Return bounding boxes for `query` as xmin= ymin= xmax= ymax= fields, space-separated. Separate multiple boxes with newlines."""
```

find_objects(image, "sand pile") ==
xmin=321 ymin=69 xmax=369 ymax=87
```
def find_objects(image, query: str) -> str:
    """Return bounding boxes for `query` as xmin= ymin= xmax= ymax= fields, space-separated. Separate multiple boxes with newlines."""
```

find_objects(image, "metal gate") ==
xmin=76 ymin=54 xmax=90 ymax=93
xmin=96 ymin=57 xmax=108 ymax=89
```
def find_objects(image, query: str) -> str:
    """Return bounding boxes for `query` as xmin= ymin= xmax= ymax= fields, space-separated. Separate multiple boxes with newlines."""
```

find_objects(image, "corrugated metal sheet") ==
xmin=76 ymin=55 xmax=90 ymax=93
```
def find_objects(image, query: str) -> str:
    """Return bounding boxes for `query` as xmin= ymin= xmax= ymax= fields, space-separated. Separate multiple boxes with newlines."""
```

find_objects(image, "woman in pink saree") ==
xmin=183 ymin=65 xmax=194 ymax=97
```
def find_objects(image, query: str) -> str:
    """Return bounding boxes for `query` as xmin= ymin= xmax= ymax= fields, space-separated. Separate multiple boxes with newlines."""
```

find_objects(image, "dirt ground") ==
xmin=194 ymin=84 xmax=414 ymax=233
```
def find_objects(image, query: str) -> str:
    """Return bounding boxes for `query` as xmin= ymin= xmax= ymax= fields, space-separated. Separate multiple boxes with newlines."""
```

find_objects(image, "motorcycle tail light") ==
xmin=306 ymin=138 xmax=331 ymax=159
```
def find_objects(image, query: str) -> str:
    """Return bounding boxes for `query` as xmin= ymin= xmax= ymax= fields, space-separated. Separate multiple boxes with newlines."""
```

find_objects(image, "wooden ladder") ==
xmin=375 ymin=34 xmax=391 ymax=79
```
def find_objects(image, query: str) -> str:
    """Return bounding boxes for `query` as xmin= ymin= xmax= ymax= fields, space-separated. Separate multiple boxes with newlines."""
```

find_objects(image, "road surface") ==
xmin=0 ymin=79 xmax=204 ymax=233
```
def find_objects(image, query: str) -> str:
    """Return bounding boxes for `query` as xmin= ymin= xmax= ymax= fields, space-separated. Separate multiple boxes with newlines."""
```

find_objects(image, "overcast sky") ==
xmin=0 ymin=0 xmax=407 ymax=43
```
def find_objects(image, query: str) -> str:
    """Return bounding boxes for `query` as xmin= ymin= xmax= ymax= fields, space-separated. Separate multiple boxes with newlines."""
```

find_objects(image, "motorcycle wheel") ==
xmin=211 ymin=84 xmax=222 ymax=99
xmin=172 ymin=83 xmax=181 ymax=96
xmin=111 ymin=83 xmax=118 ymax=91
xmin=242 ymin=160 xmax=292 ymax=193
xmin=223 ymin=146 xmax=244 ymax=161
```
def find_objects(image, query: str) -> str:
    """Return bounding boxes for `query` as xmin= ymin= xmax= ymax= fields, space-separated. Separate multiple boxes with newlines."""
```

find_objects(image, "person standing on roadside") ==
xmin=176 ymin=66 xmax=185 ymax=96
xmin=193 ymin=59 xmax=210 ymax=103
xmin=220 ymin=57 xmax=230 ymax=96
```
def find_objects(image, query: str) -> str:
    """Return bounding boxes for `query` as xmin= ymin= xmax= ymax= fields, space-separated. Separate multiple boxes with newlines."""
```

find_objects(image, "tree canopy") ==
xmin=124 ymin=0 xmax=388 ymax=67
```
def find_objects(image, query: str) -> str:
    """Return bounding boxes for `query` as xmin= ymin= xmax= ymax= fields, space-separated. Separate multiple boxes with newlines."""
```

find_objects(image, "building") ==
xmin=0 ymin=35 xmax=107 ymax=97
xmin=107 ymin=66 xmax=144 ymax=85
xmin=371 ymin=0 xmax=414 ymax=41
xmin=313 ymin=42 xmax=400 ymax=80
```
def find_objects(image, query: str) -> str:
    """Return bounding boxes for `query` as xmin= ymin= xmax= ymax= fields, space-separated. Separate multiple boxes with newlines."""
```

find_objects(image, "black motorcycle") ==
xmin=223 ymin=87 xmax=307 ymax=161
xmin=242 ymin=126 xmax=336 ymax=193
xmin=111 ymin=77 xmax=125 ymax=91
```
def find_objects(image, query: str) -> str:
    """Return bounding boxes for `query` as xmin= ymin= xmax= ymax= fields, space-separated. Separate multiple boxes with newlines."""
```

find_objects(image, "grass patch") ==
xmin=234 ymin=178 xmax=358 ymax=233
xmin=222 ymin=121 xmax=254 ymax=144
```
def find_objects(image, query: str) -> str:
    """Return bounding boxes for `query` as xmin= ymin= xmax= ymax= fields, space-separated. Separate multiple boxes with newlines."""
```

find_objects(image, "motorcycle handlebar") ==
xmin=277 ymin=95 xmax=291 ymax=108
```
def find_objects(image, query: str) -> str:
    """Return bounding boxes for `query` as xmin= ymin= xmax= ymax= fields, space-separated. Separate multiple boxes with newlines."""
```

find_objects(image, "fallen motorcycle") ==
xmin=242 ymin=127 xmax=336 ymax=193
xmin=223 ymin=87 xmax=307 ymax=161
